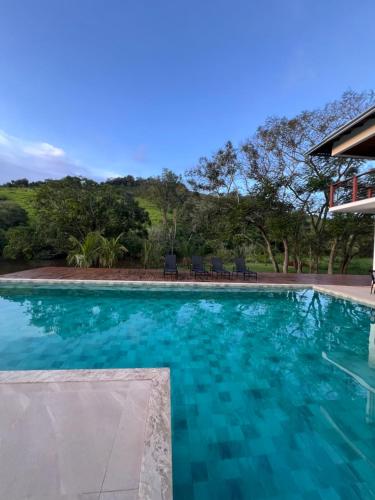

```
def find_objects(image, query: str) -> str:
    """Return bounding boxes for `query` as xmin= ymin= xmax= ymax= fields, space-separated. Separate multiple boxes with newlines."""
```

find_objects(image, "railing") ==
xmin=329 ymin=169 xmax=375 ymax=208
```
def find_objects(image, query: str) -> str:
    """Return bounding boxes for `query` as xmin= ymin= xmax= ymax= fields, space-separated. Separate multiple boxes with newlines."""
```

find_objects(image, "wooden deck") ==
xmin=0 ymin=266 xmax=370 ymax=286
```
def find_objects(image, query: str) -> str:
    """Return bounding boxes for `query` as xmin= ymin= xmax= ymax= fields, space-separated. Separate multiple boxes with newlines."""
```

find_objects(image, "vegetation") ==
xmin=0 ymin=198 xmax=28 ymax=229
xmin=0 ymin=187 xmax=37 ymax=217
xmin=67 ymin=232 xmax=127 ymax=268
xmin=0 ymin=89 xmax=374 ymax=273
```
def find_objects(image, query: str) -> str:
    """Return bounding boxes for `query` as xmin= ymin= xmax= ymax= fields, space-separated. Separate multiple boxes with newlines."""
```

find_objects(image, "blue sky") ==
xmin=0 ymin=0 xmax=374 ymax=183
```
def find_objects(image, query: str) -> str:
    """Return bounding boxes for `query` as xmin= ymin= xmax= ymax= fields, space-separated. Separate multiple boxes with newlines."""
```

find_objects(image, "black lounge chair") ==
xmin=211 ymin=257 xmax=231 ymax=279
xmin=234 ymin=258 xmax=257 ymax=281
xmin=190 ymin=255 xmax=210 ymax=279
xmin=370 ymin=269 xmax=375 ymax=294
xmin=163 ymin=254 xmax=178 ymax=279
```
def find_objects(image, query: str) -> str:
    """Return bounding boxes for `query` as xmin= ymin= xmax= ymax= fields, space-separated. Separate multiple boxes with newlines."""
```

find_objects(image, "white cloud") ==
xmin=0 ymin=130 xmax=120 ymax=183
xmin=0 ymin=129 xmax=160 ymax=184
xmin=23 ymin=142 xmax=65 ymax=158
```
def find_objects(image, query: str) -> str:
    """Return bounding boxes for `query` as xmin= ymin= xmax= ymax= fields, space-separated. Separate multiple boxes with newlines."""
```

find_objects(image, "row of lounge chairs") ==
xmin=163 ymin=255 xmax=257 ymax=281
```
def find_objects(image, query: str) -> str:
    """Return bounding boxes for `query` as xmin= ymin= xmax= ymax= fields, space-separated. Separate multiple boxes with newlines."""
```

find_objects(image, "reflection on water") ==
xmin=0 ymin=285 xmax=375 ymax=498
xmin=320 ymin=314 xmax=375 ymax=473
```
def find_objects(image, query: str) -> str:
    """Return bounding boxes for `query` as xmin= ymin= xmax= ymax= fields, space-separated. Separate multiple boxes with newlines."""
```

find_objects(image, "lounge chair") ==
xmin=370 ymin=269 xmax=375 ymax=294
xmin=163 ymin=254 xmax=178 ymax=279
xmin=234 ymin=258 xmax=257 ymax=281
xmin=211 ymin=257 xmax=231 ymax=279
xmin=190 ymin=255 xmax=210 ymax=279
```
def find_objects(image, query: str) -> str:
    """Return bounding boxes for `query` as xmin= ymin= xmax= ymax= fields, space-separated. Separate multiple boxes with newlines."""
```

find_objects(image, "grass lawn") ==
xmin=243 ymin=257 xmax=372 ymax=275
xmin=135 ymin=197 xmax=162 ymax=225
xmin=0 ymin=187 xmax=37 ymax=218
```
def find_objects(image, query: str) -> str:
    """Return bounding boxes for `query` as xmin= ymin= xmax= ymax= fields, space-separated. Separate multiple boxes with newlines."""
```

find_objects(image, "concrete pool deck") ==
xmin=0 ymin=369 xmax=172 ymax=500
xmin=313 ymin=284 xmax=375 ymax=309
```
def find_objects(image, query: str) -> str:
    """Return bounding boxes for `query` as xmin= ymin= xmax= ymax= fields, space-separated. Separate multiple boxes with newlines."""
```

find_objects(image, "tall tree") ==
xmin=150 ymin=169 xmax=188 ymax=253
xmin=241 ymin=89 xmax=375 ymax=272
xmin=186 ymin=141 xmax=241 ymax=197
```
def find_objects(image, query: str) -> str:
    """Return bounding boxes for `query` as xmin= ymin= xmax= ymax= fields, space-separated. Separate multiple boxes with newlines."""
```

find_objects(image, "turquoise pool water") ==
xmin=0 ymin=284 xmax=375 ymax=499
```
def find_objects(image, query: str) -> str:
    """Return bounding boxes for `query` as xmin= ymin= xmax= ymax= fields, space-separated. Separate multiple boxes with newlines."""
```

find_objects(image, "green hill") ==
xmin=0 ymin=186 xmax=162 ymax=226
xmin=0 ymin=187 xmax=37 ymax=218
xmin=135 ymin=197 xmax=162 ymax=225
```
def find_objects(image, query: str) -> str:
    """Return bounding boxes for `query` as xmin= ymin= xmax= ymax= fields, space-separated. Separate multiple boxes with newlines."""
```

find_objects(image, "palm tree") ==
xmin=98 ymin=234 xmax=128 ymax=268
xmin=67 ymin=232 xmax=102 ymax=268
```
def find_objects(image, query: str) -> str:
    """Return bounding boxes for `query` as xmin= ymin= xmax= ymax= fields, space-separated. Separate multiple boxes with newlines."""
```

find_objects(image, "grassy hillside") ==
xmin=135 ymin=197 xmax=162 ymax=225
xmin=0 ymin=187 xmax=37 ymax=218
xmin=0 ymin=186 xmax=162 ymax=226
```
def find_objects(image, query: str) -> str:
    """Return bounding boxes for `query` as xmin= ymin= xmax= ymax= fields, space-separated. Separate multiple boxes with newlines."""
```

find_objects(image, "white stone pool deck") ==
xmin=313 ymin=284 xmax=375 ymax=308
xmin=0 ymin=369 xmax=171 ymax=500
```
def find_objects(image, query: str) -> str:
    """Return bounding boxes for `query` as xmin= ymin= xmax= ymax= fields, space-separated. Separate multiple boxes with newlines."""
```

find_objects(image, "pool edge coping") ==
xmin=312 ymin=285 xmax=375 ymax=309
xmin=0 ymin=367 xmax=172 ymax=500
xmin=0 ymin=276 xmax=374 ymax=308
xmin=0 ymin=276 xmax=309 ymax=288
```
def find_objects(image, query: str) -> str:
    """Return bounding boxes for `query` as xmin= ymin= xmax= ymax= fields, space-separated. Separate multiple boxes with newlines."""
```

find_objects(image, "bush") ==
xmin=3 ymin=226 xmax=36 ymax=260
xmin=0 ymin=200 xmax=28 ymax=230
xmin=0 ymin=229 xmax=6 ymax=254
xmin=141 ymin=227 xmax=165 ymax=268
xmin=67 ymin=232 xmax=128 ymax=268
xmin=98 ymin=234 xmax=127 ymax=268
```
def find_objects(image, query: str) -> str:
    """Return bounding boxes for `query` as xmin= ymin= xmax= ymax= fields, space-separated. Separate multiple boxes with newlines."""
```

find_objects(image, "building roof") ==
xmin=308 ymin=105 xmax=375 ymax=158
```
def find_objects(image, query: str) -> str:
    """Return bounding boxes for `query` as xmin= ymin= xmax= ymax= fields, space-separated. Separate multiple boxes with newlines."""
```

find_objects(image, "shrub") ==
xmin=0 ymin=200 xmax=28 ymax=230
xmin=98 ymin=234 xmax=127 ymax=268
xmin=3 ymin=226 xmax=36 ymax=260
xmin=67 ymin=232 xmax=102 ymax=268
xmin=67 ymin=232 xmax=127 ymax=268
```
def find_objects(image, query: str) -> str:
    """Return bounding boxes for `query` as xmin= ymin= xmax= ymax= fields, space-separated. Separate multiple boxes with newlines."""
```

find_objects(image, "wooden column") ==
xmin=352 ymin=176 xmax=358 ymax=202
xmin=329 ymin=184 xmax=335 ymax=208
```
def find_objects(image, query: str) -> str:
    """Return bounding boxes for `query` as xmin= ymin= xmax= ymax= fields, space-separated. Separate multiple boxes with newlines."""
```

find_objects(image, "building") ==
xmin=310 ymin=109 xmax=375 ymax=442
xmin=308 ymin=105 xmax=375 ymax=269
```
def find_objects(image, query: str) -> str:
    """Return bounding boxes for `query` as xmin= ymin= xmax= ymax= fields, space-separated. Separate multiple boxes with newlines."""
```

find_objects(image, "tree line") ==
xmin=0 ymin=89 xmax=374 ymax=273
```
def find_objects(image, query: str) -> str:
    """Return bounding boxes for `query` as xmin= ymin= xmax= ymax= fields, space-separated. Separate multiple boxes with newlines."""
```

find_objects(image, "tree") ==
xmin=105 ymin=175 xmax=139 ymax=187
xmin=3 ymin=226 xmax=38 ymax=260
xmin=0 ymin=200 xmax=28 ymax=230
xmin=236 ymin=192 xmax=281 ymax=272
xmin=0 ymin=229 xmax=6 ymax=254
xmin=324 ymin=214 xmax=372 ymax=274
xmin=35 ymin=177 xmax=149 ymax=255
xmin=3 ymin=178 xmax=29 ymax=188
xmin=150 ymin=169 xmax=188 ymax=253
xmin=241 ymin=89 xmax=375 ymax=272
xmin=186 ymin=141 xmax=240 ymax=196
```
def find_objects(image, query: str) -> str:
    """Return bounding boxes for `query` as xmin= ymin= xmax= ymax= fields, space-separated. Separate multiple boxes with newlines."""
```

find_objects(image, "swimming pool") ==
xmin=0 ymin=284 xmax=374 ymax=499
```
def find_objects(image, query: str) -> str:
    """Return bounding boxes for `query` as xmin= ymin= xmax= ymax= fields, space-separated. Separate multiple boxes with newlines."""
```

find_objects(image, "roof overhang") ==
xmin=329 ymin=197 xmax=375 ymax=214
xmin=308 ymin=105 xmax=375 ymax=159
